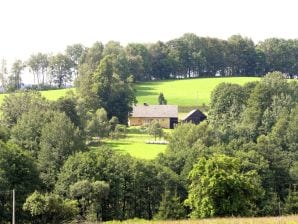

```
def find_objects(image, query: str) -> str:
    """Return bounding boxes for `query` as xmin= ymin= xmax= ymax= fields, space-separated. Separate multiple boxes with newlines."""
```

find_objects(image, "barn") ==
xmin=182 ymin=109 xmax=207 ymax=124
xmin=129 ymin=105 xmax=178 ymax=129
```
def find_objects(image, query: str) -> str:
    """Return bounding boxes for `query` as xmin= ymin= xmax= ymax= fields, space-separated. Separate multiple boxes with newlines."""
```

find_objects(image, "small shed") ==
xmin=182 ymin=109 xmax=207 ymax=124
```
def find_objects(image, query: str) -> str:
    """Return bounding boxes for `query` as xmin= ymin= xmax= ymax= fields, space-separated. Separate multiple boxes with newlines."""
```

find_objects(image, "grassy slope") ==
xmin=0 ymin=88 xmax=72 ymax=105
xmin=0 ymin=77 xmax=260 ymax=107
xmin=97 ymin=127 xmax=167 ymax=160
xmin=135 ymin=77 xmax=260 ymax=106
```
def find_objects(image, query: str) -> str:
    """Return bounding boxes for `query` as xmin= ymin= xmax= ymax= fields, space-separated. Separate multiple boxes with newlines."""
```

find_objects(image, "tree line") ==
xmin=0 ymin=71 xmax=296 ymax=223
xmin=1 ymin=34 xmax=298 ymax=92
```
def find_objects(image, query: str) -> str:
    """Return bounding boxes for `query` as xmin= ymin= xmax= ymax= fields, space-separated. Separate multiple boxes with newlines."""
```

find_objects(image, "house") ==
xmin=129 ymin=105 xmax=178 ymax=129
xmin=182 ymin=109 xmax=207 ymax=124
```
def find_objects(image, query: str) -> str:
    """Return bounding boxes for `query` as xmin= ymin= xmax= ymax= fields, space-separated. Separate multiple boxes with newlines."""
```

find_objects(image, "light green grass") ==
xmin=40 ymin=88 xmax=73 ymax=100
xmin=0 ymin=88 xmax=73 ymax=105
xmin=92 ymin=127 xmax=167 ymax=160
xmin=0 ymin=77 xmax=259 ymax=107
xmin=135 ymin=77 xmax=260 ymax=106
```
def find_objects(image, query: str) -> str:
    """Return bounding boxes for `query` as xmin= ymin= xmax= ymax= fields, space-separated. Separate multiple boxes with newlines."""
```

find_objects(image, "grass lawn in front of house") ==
xmin=91 ymin=127 xmax=168 ymax=160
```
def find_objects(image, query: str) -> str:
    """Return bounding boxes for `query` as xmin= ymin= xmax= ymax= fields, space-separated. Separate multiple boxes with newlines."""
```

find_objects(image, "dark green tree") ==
xmin=158 ymin=92 xmax=167 ymax=105
xmin=38 ymin=112 xmax=85 ymax=190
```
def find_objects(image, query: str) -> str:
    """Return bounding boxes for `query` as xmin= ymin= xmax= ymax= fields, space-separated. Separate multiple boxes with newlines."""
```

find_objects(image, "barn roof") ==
xmin=131 ymin=105 xmax=178 ymax=118
xmin=182 ymin=109 xmax=206 ymax=121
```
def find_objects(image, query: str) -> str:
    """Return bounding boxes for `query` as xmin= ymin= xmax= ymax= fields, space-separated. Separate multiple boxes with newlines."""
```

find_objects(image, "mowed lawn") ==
xmin=93 ymin=127 xmax=168 ymax=160
xmin=135 ymin=77 xmax=260 ymax=106
xmin=103 ymin=215 xmax=298 ymax=224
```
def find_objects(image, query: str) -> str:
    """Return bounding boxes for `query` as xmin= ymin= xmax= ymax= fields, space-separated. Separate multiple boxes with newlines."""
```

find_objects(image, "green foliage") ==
xmin=0 ymin=91 xmax=49 ymax=127
xmin=48 ymin=53 xmax=73 ymax=88
xmin=185 ymin=154 xmax=264 ymax=218
xmin=147 ymin=121 xmax=164 ymax=141
xmin=158 ymin=92 xmax=167 ymax=105
xmin=53 ymin=92 xmax=82 ymax=128
xmin=55 ymin=148 xmax=181 ymax=221
xmin=70 ymin=180 xmax=109 ymax=220
xmin=93 ymin=55 xmax=136 ymax=123
xmin=11 ymin=108 xmax=53 ymax=158
xmin=284 ymin=187 xmax=298 ymax=215
xmin=85 ymin=108 xmax=111 ymax=139
xmin=23 ymin=191 xmax=78 ymax=224
xmin=0 ymin=125 xmax=10 ymax=142
xmin=38 ymin=112 xmax=85 ymax=190
xmin=0 ymin=141 xmax=40 ymax=222
xmin=155 ymin=190 xmax=186 ymax=220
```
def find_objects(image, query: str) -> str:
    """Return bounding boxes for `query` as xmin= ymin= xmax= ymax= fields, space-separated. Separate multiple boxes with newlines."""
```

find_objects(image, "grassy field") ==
xmin=135 ymin=77 xmax=260 ymax=107
xmin=91 ymin=127 xmax=168 ymax=160
xmin=101 ymin=216 xmax=298 ymax=224
xmin=0 ymin=88 xmax=72 ymax=105
xmin=0 ymin=77 xmax=260 ymax=107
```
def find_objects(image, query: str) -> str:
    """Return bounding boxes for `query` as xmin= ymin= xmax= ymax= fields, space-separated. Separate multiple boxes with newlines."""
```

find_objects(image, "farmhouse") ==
xmin=129 ymin=105 xmax=178 ymax=129
xmin=182 ymin=109 xmax=207 ymax=124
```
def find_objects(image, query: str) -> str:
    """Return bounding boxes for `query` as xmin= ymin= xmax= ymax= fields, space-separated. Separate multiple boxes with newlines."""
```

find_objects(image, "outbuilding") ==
xmin=182 ymin=109 xmax=207 ymax=124
xmin=129 ymin=105 xmax=178 ymax=129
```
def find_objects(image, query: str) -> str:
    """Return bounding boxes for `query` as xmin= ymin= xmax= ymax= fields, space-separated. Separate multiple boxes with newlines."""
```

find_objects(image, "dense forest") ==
xmin=1 ymin=33 xmax=298 ymax=92
xmin=0 ymin=69 xmax=297 ymax=223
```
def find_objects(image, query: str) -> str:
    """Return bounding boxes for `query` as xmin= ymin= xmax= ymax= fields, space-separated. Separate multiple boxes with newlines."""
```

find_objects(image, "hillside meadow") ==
xmin=0 ymin=77 xmax=261 ymax=107
xmin=135 ymin=77 xmax=261 ymax=107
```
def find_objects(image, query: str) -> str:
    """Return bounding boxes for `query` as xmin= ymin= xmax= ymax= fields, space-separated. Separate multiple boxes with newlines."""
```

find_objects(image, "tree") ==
xmin=0 ymin=142 xmax=41 ymax=222
xmin=125 ymin=43 xmax=151 ymax=81
xmin=69 ymin=180 xmax=109 ymax=220
xmin=11 ymin=108 xmax=54 ymax=158
xmin=23 ymin=191 xmax=78 ymax=224
xmin=185 ymin=154 xmax=263 ymax=218
xmin=155 ymin=190 xmax=186 ymax=220
xmin=227 ymin=35 xmax=257 ymax=75
xmin=7 ymin=59 xmax=24 ymax=91
xmin=158 ymin=92 xmax=167 ymax=105
xmin=148 ymin=41 xmax=174 ymax=79
xmin=65 ymin=43 xmax=86 ymax=79
xmin=0 ymin=59 xmax=8 ymax=90
xmin=53 ymin=92 xmax=82 ymax=129
xmin=93 ymin=55 xmax=136 ymax=123
xmin=0 ymin=91 xmax=49 ymax=127
xmin=38 ymin=112 xmax=85 ymax=190
xmin=27 ymin=53 xmax=49 ymax=86
xmin=147 ymin=120 xmax=163 ymax=141
xmin=49 ymin=53 xmax=72 ymax=88
xmin=85 ymin=108 xmax=111 ymax=140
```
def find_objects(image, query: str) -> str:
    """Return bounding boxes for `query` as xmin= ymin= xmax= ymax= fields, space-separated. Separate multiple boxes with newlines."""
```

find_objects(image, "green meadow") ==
xmin=0 ymin=88 xmax=72 ymax=105
xmin=0 ymin=77 xmax=260 ymax=107
xmin=93 ymin=127 xmax=168 ymax=160
xmin=135 ymin=77 xmax=261 ymax=107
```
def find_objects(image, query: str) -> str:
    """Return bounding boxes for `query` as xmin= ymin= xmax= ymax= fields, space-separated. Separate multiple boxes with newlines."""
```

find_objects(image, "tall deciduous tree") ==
xmin=49 ymin=53 xmax=72 ymax=88
xmin=93 ymin=55 xmax=136 ymax=123
xmin=8 ymin=59 xmax=24 ymax=91
xmin=38 ymin=112 xmax=85 ymax=190
xmin=27 ymin=53 xmax=49 ymax=86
